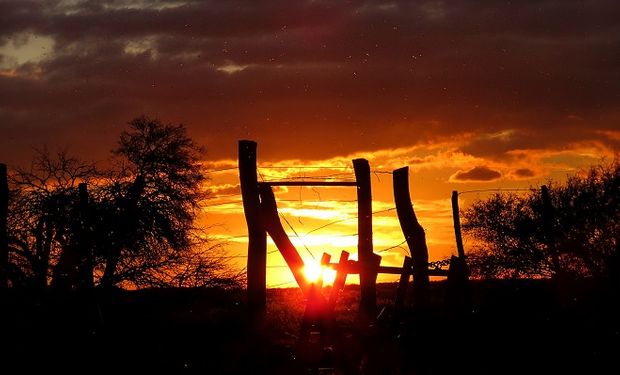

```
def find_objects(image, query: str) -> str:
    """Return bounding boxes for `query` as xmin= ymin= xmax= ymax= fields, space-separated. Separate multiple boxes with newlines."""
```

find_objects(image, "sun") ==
xmin=303 ymin=261 xmax=337 ymax=285
xmin=303 ymin=261 xmax=323 ymax=283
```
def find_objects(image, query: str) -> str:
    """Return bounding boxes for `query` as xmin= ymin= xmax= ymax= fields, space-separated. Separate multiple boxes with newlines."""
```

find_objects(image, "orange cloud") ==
xmin=513 ymin=168 xmax=536 ymax=178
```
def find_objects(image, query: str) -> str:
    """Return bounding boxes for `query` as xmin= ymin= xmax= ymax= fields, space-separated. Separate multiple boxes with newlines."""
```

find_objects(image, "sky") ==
xmin=1 ymin=0 xmax=618 ymax=287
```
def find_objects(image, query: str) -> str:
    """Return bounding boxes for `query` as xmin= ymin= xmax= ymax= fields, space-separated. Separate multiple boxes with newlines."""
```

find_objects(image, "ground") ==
xmin=1 ymin=280 xmax=618 ymax=374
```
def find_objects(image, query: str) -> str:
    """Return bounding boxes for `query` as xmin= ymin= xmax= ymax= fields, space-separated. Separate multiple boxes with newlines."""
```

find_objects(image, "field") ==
xmin=1 ymin=280 xmax=619 ymax=374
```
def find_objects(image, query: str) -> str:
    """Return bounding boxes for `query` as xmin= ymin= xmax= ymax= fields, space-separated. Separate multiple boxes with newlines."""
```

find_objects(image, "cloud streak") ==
xmin=0 ymin=0 xmax=618 ymax=166
xmin=450 ymin=166 xmax=502 ymax=182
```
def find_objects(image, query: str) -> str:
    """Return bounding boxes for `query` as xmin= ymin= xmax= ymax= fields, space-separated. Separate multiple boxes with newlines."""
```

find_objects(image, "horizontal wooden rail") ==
xmin=259 ymin=181 xmax=358 ymax=187
xmin=323 ymin=261 xmax=449 ymax=277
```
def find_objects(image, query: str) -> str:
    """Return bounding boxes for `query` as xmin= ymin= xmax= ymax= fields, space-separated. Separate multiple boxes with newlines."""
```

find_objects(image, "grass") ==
xmin=1 ymin=279 xmax=619 ymax=374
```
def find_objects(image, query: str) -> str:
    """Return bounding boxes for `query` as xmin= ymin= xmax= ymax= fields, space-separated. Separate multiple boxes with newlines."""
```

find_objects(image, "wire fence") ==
xmin=206 ymin=164 xmax=495 ymax=272
xmin=208 ymin=164 xmax=541 ymax=290
xmin=458 ymin=188 xmax=535 ymax=195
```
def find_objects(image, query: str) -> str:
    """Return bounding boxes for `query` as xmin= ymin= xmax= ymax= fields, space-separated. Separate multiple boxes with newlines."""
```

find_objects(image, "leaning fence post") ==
xmin=259 ymin=184 xmax=310 ymax=293
xmin=0 ymin=164 xmax=8 ymax=289
xmin=239 ymin=140 xmax=267 ymax=317
xmin=353 ymin=158 xmax=377 ymax=322
xmin=393 ymin=167 xmax=430 ymax=310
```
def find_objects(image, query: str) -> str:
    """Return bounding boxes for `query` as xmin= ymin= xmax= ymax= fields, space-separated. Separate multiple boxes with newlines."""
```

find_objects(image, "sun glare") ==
xmin=303 ymin=262 xmax=323 ymax=283
xmin=303 ymin=261 xmax=338 ymax=285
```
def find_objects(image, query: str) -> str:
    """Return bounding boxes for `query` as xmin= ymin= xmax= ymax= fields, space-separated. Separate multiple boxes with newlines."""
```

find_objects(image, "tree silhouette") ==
xmin=7 ymin=149 xmax=98 ymax=289
xmin=96 ymin=116 xmax=221 ymax=288
xmin=4 ymin=116 xmax=239 ymax=289
xmin=462 ymin=157 xmax=619 ymax=280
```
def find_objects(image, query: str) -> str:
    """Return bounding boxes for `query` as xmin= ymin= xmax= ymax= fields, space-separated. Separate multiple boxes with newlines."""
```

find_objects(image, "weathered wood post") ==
xmin=239 ymin=140 xmax=267 ymax=317
xmin=451 ymin=191 xmax=466 ymax=259
xmin=393 ymin=167 xmax=429 ymax=309
xmin=394 ymin=256 xmax=413 ymax=317
xmin=353 ymin=158 xmax=377 ymax=322
xmin=448 ymin=190 xmax=470 ymax=311
xmin=0 ymin=164 xmax=8 ymax=289
xmin=258 ymin=184 xmax=309 ymax=293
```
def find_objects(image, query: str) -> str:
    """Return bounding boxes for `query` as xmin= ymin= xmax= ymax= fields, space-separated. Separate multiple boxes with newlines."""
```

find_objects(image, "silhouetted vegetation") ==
xmin=1 ymin=282 xmax=618 ymax=373
xmin=463 ymin=157 xmax=619 ymax=280
xmin=4 ymin=116 xmax=240 ymax=290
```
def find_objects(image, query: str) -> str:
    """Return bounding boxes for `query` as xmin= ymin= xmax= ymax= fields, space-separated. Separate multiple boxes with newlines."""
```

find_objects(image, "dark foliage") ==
xmin=5 ymin=116 xmax=240 ymax=290
xmin=7 ymin=149 xmax=99 ymax=288
xmin=463 ymin=157 xmax=619 ymax=279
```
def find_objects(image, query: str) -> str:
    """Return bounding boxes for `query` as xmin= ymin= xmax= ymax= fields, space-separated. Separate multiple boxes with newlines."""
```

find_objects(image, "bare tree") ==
xmin=7 ymin=149 xmax=98 ymax=288
xmin=5 ymin=116 xmax=240 ymax=290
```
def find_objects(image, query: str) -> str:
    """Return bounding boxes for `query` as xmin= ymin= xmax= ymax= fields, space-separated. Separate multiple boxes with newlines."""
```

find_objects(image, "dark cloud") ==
xmin=514 ymin=168 xmax=536 ymax=178
xmin=451 ymin=166 xmax=502 ymax=182
xmin=0 ymin=0 xmax=619 ymax=165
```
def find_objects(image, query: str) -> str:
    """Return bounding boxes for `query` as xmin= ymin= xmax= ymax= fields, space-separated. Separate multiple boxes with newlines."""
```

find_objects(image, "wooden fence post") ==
xmin=318 ymin=253 xmax=331 ymax=289
xmin=394 ymin=256 xmax=413 ymax=317
xmin=258 ymin=184 xmax=314 ymax=294
xmin=353 ymin=158 xmax=377 ymax=322
xmin=0 ymin=164 xmax=8 ymax=289
xmin=239 ymin=140 xmax=267 ymax=316
xmin=448 ymin=190 xmax=471 ymax=311
xmin=451 ymin=191 xmax=466 ymax=259
xmin=393 ymin=167 xmax=429 ymax=309
xmin=329 ymin=251 xmax=350 ymax=308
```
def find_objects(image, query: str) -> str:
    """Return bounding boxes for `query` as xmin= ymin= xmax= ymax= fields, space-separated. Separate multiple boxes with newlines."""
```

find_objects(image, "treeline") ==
xmin=1 ymin=116 xmax=239 ymax=290
xmin=463 ymin=157 xmax=619 ymax=280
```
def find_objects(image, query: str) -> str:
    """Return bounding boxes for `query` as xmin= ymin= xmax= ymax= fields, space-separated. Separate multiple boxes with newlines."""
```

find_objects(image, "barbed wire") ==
xmin=213 ymin=234 xmax=248 ymax=240
xmin=278 ymin=198 xmax=358 ymax=203
xmin=458 ymin=188 xmax=534 ymax=195
xmin=259 ymin=165 xmax=353 ymax=170
xmin=257 ymin=172 xmax=356 ymax=180
xmin=267 ymin=280 xmax=296 ymax=288
xmin=207 ymin=165 xmax=411 ymax=262
xmin=376 ymin=239 xmax=409 ymax=254
xmin=210 ymin=249 xmax=280 ymax=259
xmin=302 ymin=207 xmax=396 ymax=236
xmin=279 ymin=212 xmax=317 ymax=260
xmin=204 ymin=200 xmax=243 ymax=207
xmin=205 ymin=193 xmax=241 ymax=200
xmin=210 ymin=167 xmax=238 ymax=173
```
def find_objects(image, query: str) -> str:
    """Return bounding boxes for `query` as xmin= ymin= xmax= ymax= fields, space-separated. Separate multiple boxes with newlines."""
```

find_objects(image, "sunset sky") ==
xmin=1 ymin=1 xmax=618 ymax=287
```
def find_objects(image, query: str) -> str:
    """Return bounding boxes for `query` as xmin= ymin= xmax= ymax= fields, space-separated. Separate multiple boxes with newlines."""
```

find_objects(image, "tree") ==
xmin=4 ymin=116 xmax=240 ymax=290
xmin=96 ymin=115 xmax=228 ymax=288
xmin=7 ymin=149 xmax=99 ymax=288
xmin=462 ymin=157 xmax=619 ymax=280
